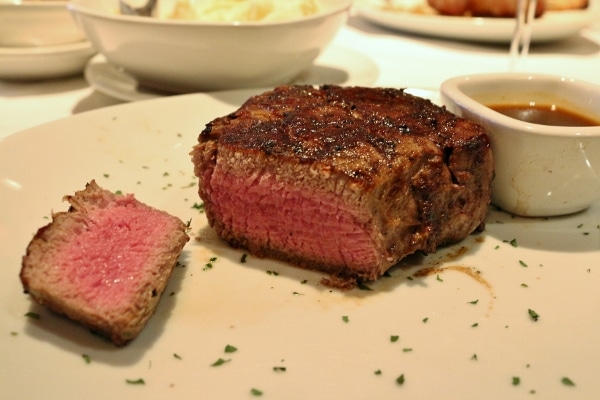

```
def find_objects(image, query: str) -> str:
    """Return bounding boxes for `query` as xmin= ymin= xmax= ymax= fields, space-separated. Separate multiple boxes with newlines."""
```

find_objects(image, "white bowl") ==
xmin=0 ymin=1 xmax=87 ymax=47
xmin=68 ymin=0 xmax=351 ymax=93
xmin=441 ymin=73 xmax=600 ymax=217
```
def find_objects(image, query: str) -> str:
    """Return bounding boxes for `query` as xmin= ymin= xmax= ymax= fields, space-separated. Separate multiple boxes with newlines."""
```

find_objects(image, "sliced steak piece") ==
xmin=20 ymin=180 xmax=190 ymax=345
xmin=191 ymin=85 xmax=493 ymax=288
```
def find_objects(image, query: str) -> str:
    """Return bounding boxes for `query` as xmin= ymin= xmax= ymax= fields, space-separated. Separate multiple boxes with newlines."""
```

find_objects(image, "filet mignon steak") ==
xmin=191 ymin=85 xmax=493 ymax=287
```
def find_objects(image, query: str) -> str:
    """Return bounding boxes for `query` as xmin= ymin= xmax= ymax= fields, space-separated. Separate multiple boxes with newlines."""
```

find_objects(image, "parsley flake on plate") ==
xmin=561 ymin=377 xmax=575 ymax=386
xmin=211 ymin=358 xmax=231 ymax=367
xmin=396 ymin=374 xmax=405 ymax=385
xmin=224 ymin=344 xmax=237 ymax=353
xmin=24 ymin=312 xmax=40 ymax=320
xmin=528 ymin=309 xmax=540 ymax=322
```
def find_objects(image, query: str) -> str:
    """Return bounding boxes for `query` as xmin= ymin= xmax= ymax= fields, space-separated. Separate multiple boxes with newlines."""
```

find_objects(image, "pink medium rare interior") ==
xmin=207 ymin=168 xmax=381 ymax=271
xmin=51 ymin=196 xmax=177 ymax=310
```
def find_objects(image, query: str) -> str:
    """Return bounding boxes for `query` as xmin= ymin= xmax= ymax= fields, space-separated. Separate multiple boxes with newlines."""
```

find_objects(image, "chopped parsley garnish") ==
xmin=24 ymin=312 xmax=40 ymax=320
xmin=266 ymin=270 xmax=279 ymax=276
xmin=203 ymin=257 xmax=217 ymax=271
xmin=396 ymin=374 xmax=405 ymax=385
xmin=436 ymin=274 xmax=443 ymax=282
xmin=240 ymin=253 xmax=248 ymax=263
xmin=182 ymin=181 xmax=197 ymax=189
xmin=192 ymin=202 xmax=205 ymax=213
xmin=561 ymin=377 xmax=575 ymax=386
xmin=250 ymin=388 xmax=263 ymax=396
xmin=528 ymin=309 xmax=540 ymax=322
xmin=224 ymin=345 xmax=237 ymax=353
xmin=357 ymin=281 xmax=373 ymax=291
xmin=471 ymin=322 xmax=479 ymax=327
xmin=468 ymin=299 xmax=479 ymax=305
xmin=126 ymin=378 xmax=145 ymax=385
xmin=390 ymin=335 xmax=399 ymax=343
xmin=471 ymin=354 xmax=478 ymax=361
xmin=342 ymin=316 xmax=349 ymax=323
xmin=422 ymin=317 xmax=429 ymax=323
xmin=173 ymin=353 xmax=182 ymax=360
xmin=301 ymin=279 xmax=308 ymax=284
xmin=402 ymin=348 xmax=413 ymax=353
xmin=82 ymin=354 xmax=91 ymax=364
xmin=509 ymin=238 xmax=518 ymax=247
xmin=374 ymin=369 xmax=382 ymax=375
xmin=273 ymin=366 xmax=286 ymax=372
xmin=519 ymin=260 xmax=528 ymax=267
xmin=512 ymin=377 xmax=520 ymax=386
xmin=210 ymin=358 xmax=231 ymax=367
xmin=521 ymin=283 xmax=529 ymax=288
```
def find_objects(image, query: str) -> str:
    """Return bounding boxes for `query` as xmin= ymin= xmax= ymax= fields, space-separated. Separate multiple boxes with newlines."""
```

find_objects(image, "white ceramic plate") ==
xmin=0 ymin=41 xmax=96 ymax=80
xmin=355 ymin=0 xmax=600 ymax=43
xmin=1 ymin=89 xmax=599 ymax=399
xmin=84 ymin=45 xmax=379 ymax=102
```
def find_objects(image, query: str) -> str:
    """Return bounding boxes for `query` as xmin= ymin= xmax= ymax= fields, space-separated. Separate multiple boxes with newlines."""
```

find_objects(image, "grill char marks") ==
xmin=192 ymin=85 xmax=493 ymax=288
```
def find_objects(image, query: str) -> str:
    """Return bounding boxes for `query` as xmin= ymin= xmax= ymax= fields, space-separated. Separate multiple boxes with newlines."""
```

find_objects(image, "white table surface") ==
xmin=1 ymin=8 xmax=600 ymax=140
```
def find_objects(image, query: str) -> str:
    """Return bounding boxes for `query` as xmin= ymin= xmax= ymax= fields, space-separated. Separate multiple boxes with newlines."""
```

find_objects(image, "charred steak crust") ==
xmin=192 ymin=85 xmax=493 ymax=286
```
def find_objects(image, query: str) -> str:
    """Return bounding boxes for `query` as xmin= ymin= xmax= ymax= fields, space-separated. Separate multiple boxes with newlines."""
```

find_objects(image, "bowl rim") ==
xmin=441 ymin=72 xmax=600 ymax=138
xmin=67 ymin=0 xmax=352 ymax=27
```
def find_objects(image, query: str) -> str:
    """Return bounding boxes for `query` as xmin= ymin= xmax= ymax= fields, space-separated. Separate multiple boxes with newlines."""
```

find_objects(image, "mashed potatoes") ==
xmin=162 ymin=0 xmax=321 ymax=22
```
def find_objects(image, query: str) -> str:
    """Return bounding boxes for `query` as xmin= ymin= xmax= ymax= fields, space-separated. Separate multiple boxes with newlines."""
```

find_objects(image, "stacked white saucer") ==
xmin=0 ymin=0 xmax=95 ymax=80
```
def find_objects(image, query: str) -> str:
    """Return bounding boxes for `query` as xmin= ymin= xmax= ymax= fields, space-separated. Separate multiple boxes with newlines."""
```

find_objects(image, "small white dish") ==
xmin=84 ymin=45 xmax=379 ymax=102
xmin=0 ymin=41 xmax=96 ymax=80
xmin=355 ymin=0 xmax=600 ymax=43
xmin=0 ymin=0 xmax=86 ymax=47
xmin=441 ymin=73 xmax=600 ymax=217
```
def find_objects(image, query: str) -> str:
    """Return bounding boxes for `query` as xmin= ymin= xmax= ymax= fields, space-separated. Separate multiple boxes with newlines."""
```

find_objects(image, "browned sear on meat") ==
xmin=191 ymin=85 xmax=494 ymax=288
